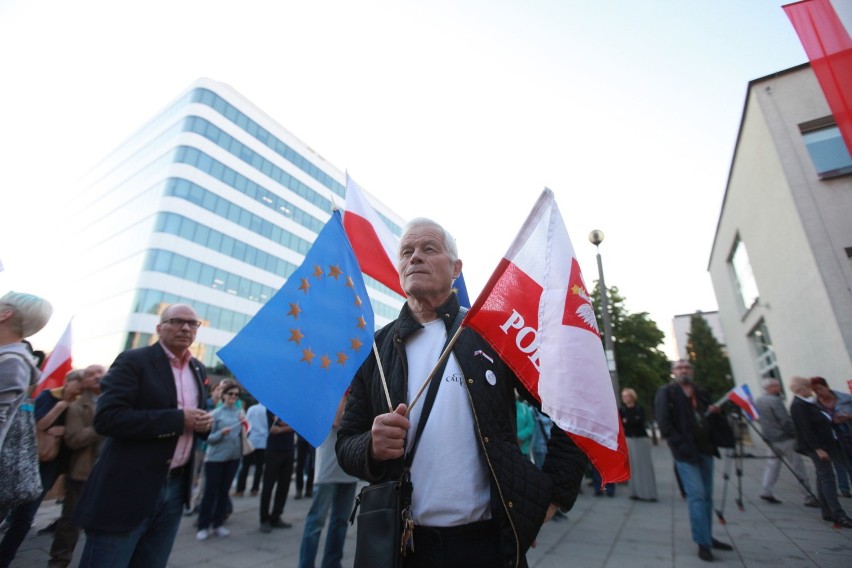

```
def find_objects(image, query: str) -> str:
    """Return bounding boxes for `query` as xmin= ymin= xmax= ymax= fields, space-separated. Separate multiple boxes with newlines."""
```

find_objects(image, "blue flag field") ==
xmin=218 ymin=211 xmax=375 ymax=447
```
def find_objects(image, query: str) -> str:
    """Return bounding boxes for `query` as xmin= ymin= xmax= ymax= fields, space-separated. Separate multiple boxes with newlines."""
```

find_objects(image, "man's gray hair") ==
xmin=0 ymin=291 xmax=53 ymax=338
xmin=400 ymin=218 xmax=459 ymax=261
xmin=761 ymin=377 xmax=779 ymax=391
xmin=788 ymin=376 xmax=811 ymax=395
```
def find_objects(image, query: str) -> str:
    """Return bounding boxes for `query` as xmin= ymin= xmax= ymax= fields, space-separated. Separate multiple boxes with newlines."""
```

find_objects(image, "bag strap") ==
xmin=403 ymin=308 xmax=466 ymax=469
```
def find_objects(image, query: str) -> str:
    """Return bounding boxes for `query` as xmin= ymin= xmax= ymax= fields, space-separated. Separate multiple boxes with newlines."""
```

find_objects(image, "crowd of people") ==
xmin=2 ymin=215 xmax=851 ymax=568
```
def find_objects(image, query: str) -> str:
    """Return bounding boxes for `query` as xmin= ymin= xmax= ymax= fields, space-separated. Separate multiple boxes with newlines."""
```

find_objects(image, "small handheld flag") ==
xmin=34 ymin=319 xmax=73 ymax=396
xmin=725 ymin=384 xmax=760 ymax=421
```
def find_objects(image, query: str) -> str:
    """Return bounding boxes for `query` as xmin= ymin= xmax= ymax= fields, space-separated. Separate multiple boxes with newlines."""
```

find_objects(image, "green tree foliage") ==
xmin=590 ymin=285 xmax=670 ymax=410
xmin=686 ymin=312 xmax=734 ymax=401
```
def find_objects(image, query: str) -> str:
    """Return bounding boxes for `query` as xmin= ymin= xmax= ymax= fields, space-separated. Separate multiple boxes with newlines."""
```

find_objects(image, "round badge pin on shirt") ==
xmin=485 ymin=370 xmax=497 ymax=385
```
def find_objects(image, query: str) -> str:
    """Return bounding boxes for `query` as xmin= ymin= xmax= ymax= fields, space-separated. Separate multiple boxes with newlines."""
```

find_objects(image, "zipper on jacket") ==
xmin=463 ymin=377 xmax=521 ymax=568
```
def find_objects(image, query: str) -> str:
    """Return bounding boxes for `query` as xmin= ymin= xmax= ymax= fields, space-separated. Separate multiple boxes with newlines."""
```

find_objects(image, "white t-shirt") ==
xmin=405 ymin=319 xmax=491 ymax=527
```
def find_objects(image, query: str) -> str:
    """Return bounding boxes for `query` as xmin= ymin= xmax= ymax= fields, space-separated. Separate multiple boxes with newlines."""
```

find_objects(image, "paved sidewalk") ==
xmin=10 ymin=439 xmax=852 ymax=567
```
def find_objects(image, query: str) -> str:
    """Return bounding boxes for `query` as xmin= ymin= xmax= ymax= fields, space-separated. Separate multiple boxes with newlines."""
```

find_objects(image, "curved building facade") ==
xmin=70 ymin=78 xmax=405 ymax=370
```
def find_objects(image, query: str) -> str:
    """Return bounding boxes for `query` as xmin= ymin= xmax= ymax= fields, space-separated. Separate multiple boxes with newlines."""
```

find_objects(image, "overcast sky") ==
xmin=0 ymin=0 xmax=807 ymax=358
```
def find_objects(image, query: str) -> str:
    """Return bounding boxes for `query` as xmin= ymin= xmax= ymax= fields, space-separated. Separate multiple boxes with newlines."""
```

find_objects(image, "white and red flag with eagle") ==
xmin=464 ymin=188 xmax=630 ymax=483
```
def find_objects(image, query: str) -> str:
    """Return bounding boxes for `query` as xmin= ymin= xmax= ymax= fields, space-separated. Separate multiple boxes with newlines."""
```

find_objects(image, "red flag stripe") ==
xmin=343 ymin=212 xmax=405 ymax=296
xmin=34 ymin=319 xmax=74 ymax=396
xmin=343 ymin=175 xmax=406 ymax=297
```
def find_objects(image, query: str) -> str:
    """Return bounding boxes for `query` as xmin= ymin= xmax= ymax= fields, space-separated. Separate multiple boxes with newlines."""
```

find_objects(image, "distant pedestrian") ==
xmin=259 ymin=411 xmax=295 ymax=533
xmin=788 ymin=376 xmax=852 ymax=528
xmin=294 ymin=434 xmax=315 ymax=499
xmin=530 ymin=407 xmax=552 ymax=469
xmin=196 ymin=383 xmax=243 ymax=541
xmin=515 ymin=396 xmax=534 ymax=458
xmin=47 ymin=364 xmax=105 ymax=568
xmin=810 ymin=376 xmax=852 ymax=498
xmin=235 ymin=402 xmax=268 ymax=497
xmin=620 ymin=388 xmax=657 ymax=502
xmin=754 ymin=378 xmax=817 ymax=506
xmin=655 ymin=359 xmax=734 ymax=562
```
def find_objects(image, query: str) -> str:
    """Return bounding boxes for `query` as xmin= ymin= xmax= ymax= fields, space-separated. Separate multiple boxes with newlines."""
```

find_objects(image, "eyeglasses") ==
xmin=224 ymin=392 xmax=239 ymax=397
xmin=162 ymin=318 xmax=202 ymax=329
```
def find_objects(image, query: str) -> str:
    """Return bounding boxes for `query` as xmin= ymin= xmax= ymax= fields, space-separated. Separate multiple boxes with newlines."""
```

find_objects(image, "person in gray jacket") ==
xmin=755 ymin=378 xmax=817 ymax=506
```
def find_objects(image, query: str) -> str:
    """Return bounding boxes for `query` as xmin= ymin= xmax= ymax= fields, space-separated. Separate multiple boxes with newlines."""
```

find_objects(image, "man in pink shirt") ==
xmin=75 ymin=304 xmax=213 ymax=568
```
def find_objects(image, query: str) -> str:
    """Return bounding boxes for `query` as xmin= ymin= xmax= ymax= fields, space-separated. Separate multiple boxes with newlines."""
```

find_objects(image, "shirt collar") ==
xmin=160 ymin=341 xmax=192 ymax=369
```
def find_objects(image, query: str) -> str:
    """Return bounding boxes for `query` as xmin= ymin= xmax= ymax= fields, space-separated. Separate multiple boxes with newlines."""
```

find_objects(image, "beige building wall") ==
xmin=708 ymin=64 xmax=852 ymax=396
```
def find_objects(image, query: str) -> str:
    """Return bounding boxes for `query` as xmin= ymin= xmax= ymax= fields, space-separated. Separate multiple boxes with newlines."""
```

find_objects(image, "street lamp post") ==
xmin=589 ymin=230 xmax=620 ymax=398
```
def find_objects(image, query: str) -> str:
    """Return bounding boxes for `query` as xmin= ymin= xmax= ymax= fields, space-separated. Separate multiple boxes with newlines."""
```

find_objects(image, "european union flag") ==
xmin=218 ymin=211 xmax=375 ymax=447
xmin=454 ymin=273 xmax=471 ymax=308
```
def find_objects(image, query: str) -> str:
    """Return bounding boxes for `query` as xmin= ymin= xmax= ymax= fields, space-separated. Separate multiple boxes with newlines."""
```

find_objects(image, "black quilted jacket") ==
xmin=336 ymin=295 xmax=587 ymax=568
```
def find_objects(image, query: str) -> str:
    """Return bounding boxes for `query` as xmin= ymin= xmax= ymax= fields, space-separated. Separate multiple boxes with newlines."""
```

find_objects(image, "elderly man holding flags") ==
xmin=337 ymin=214 xmax=587 ymax=568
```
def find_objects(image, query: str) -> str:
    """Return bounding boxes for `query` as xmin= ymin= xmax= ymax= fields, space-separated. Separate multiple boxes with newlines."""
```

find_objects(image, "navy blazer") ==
xmin=790 ymin=396 xmax=838 ymax=455
xmin=75 ymin=342 xmax=207 ymax=532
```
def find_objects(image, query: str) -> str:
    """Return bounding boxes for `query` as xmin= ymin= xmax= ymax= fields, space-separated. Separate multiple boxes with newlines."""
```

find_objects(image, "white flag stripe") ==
xmin=38 ymin=318 xmax=73 ymax=384
xmin=527 ymin=191 xmax=621 ymax=451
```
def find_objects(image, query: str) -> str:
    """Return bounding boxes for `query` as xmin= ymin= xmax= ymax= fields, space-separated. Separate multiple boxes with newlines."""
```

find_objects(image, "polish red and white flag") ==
xmin=34 ymin=319 xmax=73 ymax=396
xmin=725 ymin=384 xmax=759 ymax=421
xmin=343 ymin=175 xmax=406 ymax=297
xmin=464 ymin=189 xmax=630 ymax=483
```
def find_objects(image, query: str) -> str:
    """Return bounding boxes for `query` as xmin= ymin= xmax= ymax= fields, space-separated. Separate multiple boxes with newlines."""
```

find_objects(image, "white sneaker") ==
xmin=213 ymin=526 xmax=230 ymax=538
xmin=196 ymin=529 xmax=209 ymax=541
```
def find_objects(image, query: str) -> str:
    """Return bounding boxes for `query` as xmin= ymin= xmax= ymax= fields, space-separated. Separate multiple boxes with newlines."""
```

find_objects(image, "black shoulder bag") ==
xmin=351 ymin=310 xmax=464 ymax=568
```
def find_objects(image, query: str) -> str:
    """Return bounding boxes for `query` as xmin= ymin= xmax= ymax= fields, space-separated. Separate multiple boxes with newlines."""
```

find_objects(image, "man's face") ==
xmin=795 ymin=382 xmax=813 ymax=397
xmin=83 ymin=365 xmax=106 ymax=392
xmin=765 ymin=381 xmax=781 ymax=395
xmin=672 ymin=362 xmax=693 ymax=382
xmin=398 ymin=224 xmax=462 ymax=303
xmin=156 ymin=305 xmax=199 ymax=355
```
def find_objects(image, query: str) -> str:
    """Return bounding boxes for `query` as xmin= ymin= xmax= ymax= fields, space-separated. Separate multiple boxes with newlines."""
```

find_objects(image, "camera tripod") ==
xmin=714 ymin=410 xmax=820 ymax=525
xmin=715 ymin=412 xmax=746 ymax=524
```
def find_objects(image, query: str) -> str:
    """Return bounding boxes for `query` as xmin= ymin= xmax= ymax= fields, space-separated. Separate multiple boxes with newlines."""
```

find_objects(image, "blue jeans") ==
xmin=591 ymin=467 xmax=615 ymax=496
xmin=298 ymin=482 xmax=357 ymax=568
xmin=674 ymin=455 xmax=714 ymax=548
xmin=833 ymin=459 xmax=851 ymax=494
xmin=79 ymin=475 xmax=185 ymax=568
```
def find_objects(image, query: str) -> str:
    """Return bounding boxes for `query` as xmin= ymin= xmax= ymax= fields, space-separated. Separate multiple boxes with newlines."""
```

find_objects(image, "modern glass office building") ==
xmin=70 ymin=78 xmax=405 ymax=370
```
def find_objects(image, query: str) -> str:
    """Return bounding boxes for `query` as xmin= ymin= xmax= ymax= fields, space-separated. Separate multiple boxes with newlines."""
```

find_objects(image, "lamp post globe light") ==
xmin=588 ymin=230 xmax=620 ymax=397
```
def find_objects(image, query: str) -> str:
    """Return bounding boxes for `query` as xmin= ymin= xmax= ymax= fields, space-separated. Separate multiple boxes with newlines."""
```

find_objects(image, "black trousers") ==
xmin=260 ymin=449 xmax=293 ymax=523
xmin=403 ymin=520 xmax=502 ymax=568
xmin=236 ymin=448 xmax=265 ymax=493
xmin=295 ymin=437 xmax=315 ymax=495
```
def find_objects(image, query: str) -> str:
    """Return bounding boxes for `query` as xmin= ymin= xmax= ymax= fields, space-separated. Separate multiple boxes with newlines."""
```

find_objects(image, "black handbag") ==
xmin=351 ymin=309 xmax=464 ymax=568
xmin=351 ymin=471 xmax=414 ymax=568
